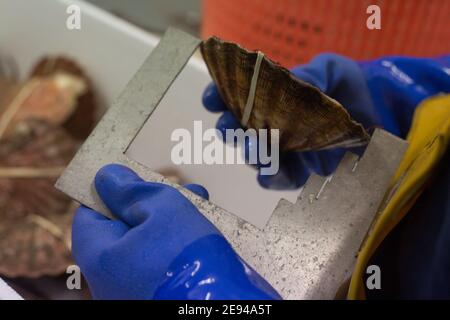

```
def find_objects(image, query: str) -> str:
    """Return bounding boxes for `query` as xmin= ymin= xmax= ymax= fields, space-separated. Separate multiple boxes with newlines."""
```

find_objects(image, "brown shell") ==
xmin=0 ymin=208 xmax=74 ymax=278
xmin=30 ymin=56 xmax=97 ymax=140
xmin=0 ymin=78 xmax=20 ymax=109
xmin=201 ymin=37 xmax=370 ymax=151
xmin=0 ymin=56 xmax=96 ymax=278
xmin=0 ymin=120 xmax=75 ymax=277
xmin=0 ymin=75 xmax=85 ymax=138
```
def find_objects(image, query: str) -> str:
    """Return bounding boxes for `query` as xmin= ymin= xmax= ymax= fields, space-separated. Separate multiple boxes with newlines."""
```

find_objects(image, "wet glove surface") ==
xmin=72 ymin=164 xmax=281 ymax=300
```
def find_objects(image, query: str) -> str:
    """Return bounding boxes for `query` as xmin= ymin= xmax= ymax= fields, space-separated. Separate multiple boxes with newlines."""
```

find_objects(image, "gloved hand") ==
xmin=203 ymin=53 xmax=450 ymax=189
xmin=72 ymin=164 xmax=281 ymax=300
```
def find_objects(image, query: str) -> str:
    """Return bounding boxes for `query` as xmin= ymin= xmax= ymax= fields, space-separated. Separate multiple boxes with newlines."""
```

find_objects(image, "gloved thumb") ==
xmin=94 ymin=164 xmax=146 ymax=220
xmin=183 ymin=183 xmax=209 ymax=200
xmin=95 ymin=164 xmax=208 ymax=227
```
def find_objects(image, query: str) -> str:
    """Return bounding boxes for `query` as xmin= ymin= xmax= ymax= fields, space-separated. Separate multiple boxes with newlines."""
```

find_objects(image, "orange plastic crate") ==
xmin=202 ymin=0 xmax=450 ymax=67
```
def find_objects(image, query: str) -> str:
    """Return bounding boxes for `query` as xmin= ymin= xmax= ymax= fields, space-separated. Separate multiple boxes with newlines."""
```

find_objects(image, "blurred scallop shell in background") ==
xmin=0 ymin=56 xmax=97 ymax=278
xmin=0 ymin=119 xmax=76 ymax=277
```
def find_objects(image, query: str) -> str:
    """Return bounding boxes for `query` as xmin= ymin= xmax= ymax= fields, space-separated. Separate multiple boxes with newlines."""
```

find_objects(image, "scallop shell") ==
xmin=0 ymin=119 xmax=75 ymax=277
xmin=0 ymin=56 xmax=96 ymax=278
xmin=200 ymin=37 xmax=370 ymax=151
xmin=30 ymin=56 xmax=97 ymax=140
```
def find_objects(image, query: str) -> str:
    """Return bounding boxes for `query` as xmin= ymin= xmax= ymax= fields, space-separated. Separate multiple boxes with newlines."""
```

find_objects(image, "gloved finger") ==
xmin=257 ymin=152 xmax=310 ymax=189
xmin=202 ymin=82 xmax=228 ymax=112
xmin=290 ymin=53 xmax=364 ymax=98
xmin=94 ymin=163 xmax=146 ymax=221
xmin=216 ymin=111 xmax=242 ymax=143
xmin=290 ymin=54 xmax=377 ymax=129
xmin=183 ymin=183 xmax=209 ymax=200
xmin=301 ymin=148 xmax=346 ymax=177
xmin=290 ymin=58 xmax=329 ymax=92
xmin=257 ymin=164 xmax=309 ymax=190
xmin=315 ymin=148 xmax=346 ymax=176
xmin=242 ymin=132 xmax=261 ymax=167
xmin=290 ymin=53 xmax=358 ymax=94
xmin=95 ymin=163 xmax=196 ymax=227
xmin=72 ymin=205 xmax=129 ymax=266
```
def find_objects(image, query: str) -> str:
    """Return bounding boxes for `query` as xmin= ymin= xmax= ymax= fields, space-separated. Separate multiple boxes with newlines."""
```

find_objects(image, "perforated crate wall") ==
xmin=202 ymin=0 xmax=450 ymax=67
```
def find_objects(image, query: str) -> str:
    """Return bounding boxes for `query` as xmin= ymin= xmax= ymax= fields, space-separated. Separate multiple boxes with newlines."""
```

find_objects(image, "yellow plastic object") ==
xmin=348 ymin=94 xmax=450 ymax=299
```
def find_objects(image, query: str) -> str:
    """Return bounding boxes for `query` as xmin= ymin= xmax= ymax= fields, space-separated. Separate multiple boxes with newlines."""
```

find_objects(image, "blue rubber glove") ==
xmin=359 ymin=55 xmax=450 ymax=137
xmin=203 ymin=53 xmax=450 ymax=189
xmin=72 ymin=164 xmax=281 ymax=300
